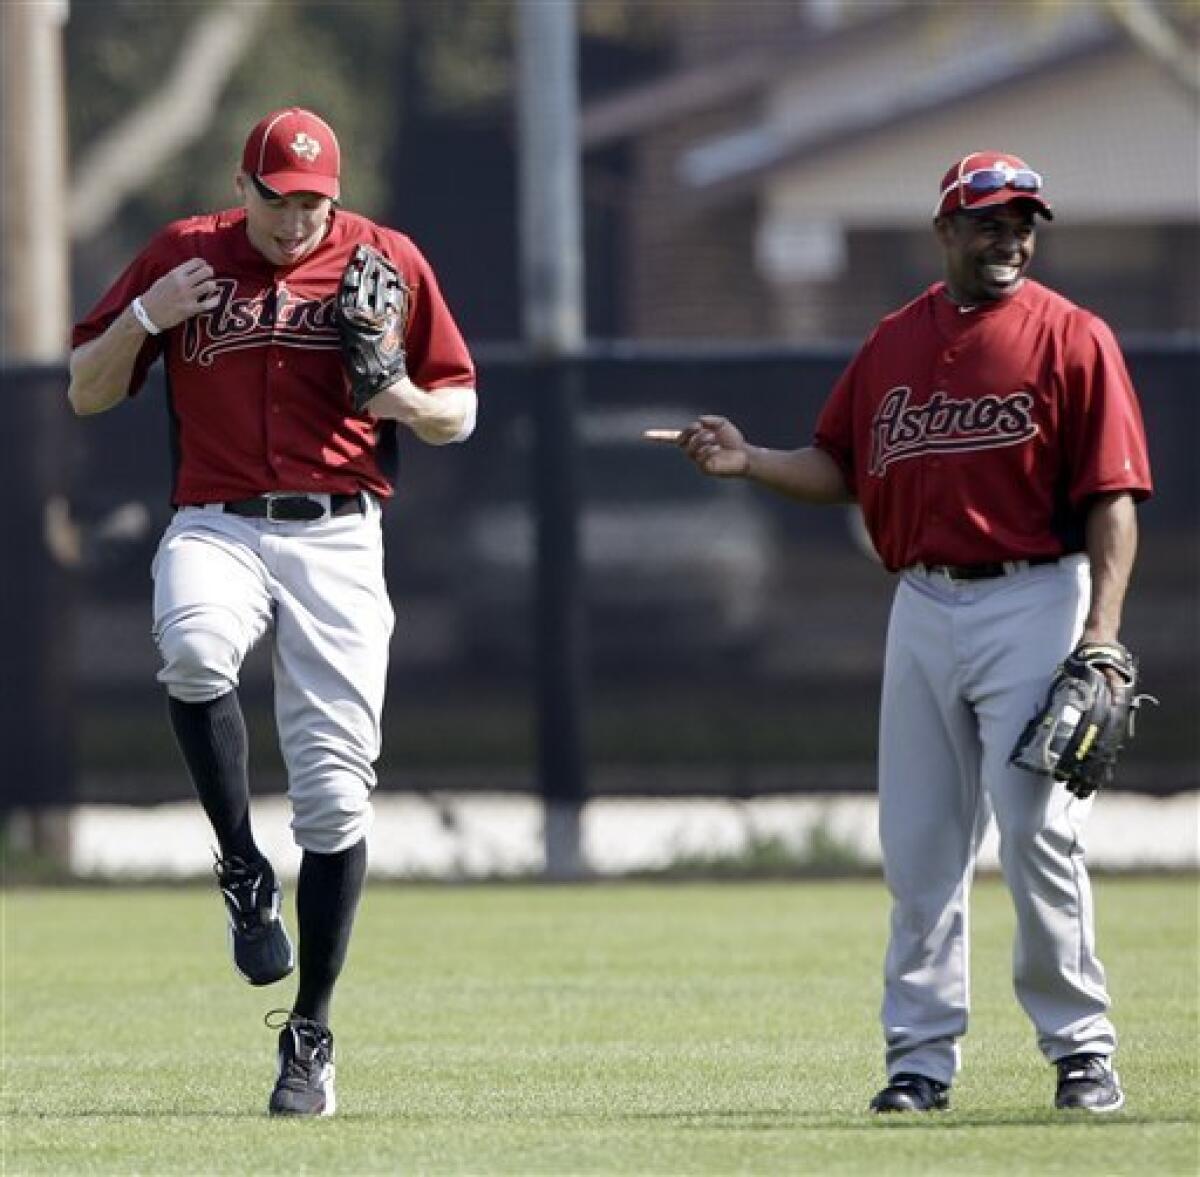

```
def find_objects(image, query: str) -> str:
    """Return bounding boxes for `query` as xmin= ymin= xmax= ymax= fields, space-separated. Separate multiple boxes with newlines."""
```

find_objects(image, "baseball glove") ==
xmin=1009 ymin=641 xmax=1155 ymax=799
xmin=336 ymin=244 xmax=409 ymax=412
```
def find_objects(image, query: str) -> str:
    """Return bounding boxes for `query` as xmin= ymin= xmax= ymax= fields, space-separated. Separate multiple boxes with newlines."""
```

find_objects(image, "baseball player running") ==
xmin=68 ymin=107 xmax=477 ymax=1116
xmin=660 ymin=152 xmax=1152 ymax=1114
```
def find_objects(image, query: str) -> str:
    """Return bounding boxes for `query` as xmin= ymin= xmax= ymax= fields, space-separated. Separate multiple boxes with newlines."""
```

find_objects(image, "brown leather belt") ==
xmin=917 ymin=556 xmax=1061 ymax=581
xmin=220 ymin=493 xmax=364 ymax=522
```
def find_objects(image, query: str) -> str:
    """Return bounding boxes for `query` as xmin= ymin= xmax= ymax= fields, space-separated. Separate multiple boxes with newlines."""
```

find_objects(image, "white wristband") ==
xmin=130 ymin=296 xmax=161 ymax=336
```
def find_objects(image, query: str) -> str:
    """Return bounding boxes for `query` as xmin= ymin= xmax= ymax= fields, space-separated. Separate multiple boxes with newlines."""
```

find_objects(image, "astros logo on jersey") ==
xmin=182 ymin=279 xmax=339 ymax=365
xmin=869 ymin=385 xmax=1038 ymax=476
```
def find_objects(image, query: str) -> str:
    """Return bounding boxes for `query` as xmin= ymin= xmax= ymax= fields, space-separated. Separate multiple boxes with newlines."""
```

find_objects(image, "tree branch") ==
xmin=1105 ymin=0 xmax=1200 ymax=99
xmin=69 ymin=0 xmax=272 ymax=241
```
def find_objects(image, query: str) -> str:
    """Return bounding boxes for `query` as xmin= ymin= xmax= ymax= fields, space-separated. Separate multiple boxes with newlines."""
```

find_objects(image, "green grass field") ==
xmin=3 ymin=878 xmax=1197 ymax=1175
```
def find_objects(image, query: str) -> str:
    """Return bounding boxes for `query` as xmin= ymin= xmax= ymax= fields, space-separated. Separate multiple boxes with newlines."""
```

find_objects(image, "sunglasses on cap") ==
xmin=935 ymin=161 xmax=1044 ymax=217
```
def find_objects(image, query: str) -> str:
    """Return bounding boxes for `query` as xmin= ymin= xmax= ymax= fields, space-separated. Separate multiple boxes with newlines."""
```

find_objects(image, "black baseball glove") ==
xmin=336 ymin=244 xmax=409 ymax=412
xmin=1009 ymin=641 xmax=1155 ymax=799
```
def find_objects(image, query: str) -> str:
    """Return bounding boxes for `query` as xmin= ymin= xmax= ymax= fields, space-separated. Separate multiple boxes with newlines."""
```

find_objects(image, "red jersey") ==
xmin=813 ymin=280 xmax=1152 ymax=572
xmin=72 ymin=207 xmax=475 ymax=504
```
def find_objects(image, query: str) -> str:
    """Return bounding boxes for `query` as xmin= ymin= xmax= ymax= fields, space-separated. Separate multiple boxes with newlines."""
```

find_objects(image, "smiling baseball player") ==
xmin=68 ymin=107 xmax=477 ymax=1117
xmin=660 ymin=151 xmax=1153 ymax=1114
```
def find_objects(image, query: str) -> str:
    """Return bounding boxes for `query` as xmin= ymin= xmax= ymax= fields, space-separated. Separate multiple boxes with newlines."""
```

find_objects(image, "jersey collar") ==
xmin=931 ymin=279 xmax=1034 ymax=337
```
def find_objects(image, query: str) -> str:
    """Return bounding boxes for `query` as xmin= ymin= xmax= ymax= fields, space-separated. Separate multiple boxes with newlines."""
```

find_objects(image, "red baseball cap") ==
xmin=934 ymin=151 xmax=1053 ymax=220
xmin=241 ymin=107 xmax=340 ymax=200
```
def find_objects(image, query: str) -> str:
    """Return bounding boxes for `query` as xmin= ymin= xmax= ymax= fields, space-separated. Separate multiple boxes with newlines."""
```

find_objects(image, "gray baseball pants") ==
xmin=877 ymin=554 xmax=1116 ymax=1085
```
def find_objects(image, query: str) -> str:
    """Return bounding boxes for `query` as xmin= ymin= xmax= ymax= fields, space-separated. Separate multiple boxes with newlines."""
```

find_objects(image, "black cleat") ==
xmin=870 ymin=1072 xmax=951 ymax=1113
xmin=1054 ymin=1053 xmax=1124 ymax=1113
xmin=214 ymin=855 xmax=294 ymax=986
xmin=268 ymin=1012 xmax=337 ymax=1117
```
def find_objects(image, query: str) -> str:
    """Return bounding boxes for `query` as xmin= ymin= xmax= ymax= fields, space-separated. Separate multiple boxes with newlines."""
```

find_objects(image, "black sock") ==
xmin=293 ymin=838 xmax=368 ymax=1026
xmin=167 ymin=691 xmax=261 ymax=864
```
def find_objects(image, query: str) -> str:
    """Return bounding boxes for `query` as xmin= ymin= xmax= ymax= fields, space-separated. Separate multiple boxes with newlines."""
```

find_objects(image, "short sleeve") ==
xmin=812 ymin=346 xmax=870 ymax=495
xmin=384 ymin=233 xmax=475 ymax=392
xmin=1060 ymin=313 xmax=1153 ymax=507
xmin=71 ymin=231 xmax=178 ymax=397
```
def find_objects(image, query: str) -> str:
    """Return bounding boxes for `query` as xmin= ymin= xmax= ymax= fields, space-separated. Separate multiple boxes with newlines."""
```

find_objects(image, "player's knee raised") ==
xmin=155 ymin=620 xmax=242 ymax=702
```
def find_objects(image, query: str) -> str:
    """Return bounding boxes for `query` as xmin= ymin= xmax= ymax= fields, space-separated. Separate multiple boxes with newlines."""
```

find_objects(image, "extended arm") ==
xmin=68 ymin=258 xmax=218 ymax=416
xmin=677 ymin=415 xmax=851 ymax=504
xmin=1079 ymin=490 xmax=1138 ymax=645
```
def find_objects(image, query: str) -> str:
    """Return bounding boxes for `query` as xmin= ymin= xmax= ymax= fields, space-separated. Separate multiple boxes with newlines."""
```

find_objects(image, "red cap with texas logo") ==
xmin=934 ymin=151 xmax=1053 ymax=220
xmin=241 ymin=107 xmax=341 ymax=200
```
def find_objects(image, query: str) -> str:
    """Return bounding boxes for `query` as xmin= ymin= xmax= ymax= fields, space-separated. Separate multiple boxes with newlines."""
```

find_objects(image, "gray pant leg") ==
xmin=878 ymin=578 xmax=991 ymax=1085
xmin=267 ymin=508 xmax=395 ymax=855
xmin=971 ymin=562 xmax=1116 ymax=1062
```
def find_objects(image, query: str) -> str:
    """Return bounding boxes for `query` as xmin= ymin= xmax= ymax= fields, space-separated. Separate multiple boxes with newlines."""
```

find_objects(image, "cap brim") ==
xmin=958 ymin=190 xmax=1054 ymax=221
xmin=256 ymin=170 xmax=339 ymax=200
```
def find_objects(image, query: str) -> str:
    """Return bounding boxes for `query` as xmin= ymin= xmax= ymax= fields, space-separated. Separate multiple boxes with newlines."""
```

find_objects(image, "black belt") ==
xmin=917 ymin=556 xmax=1061 ymax=581
xmin=220 ymin=493 xmax=364 ymax=522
